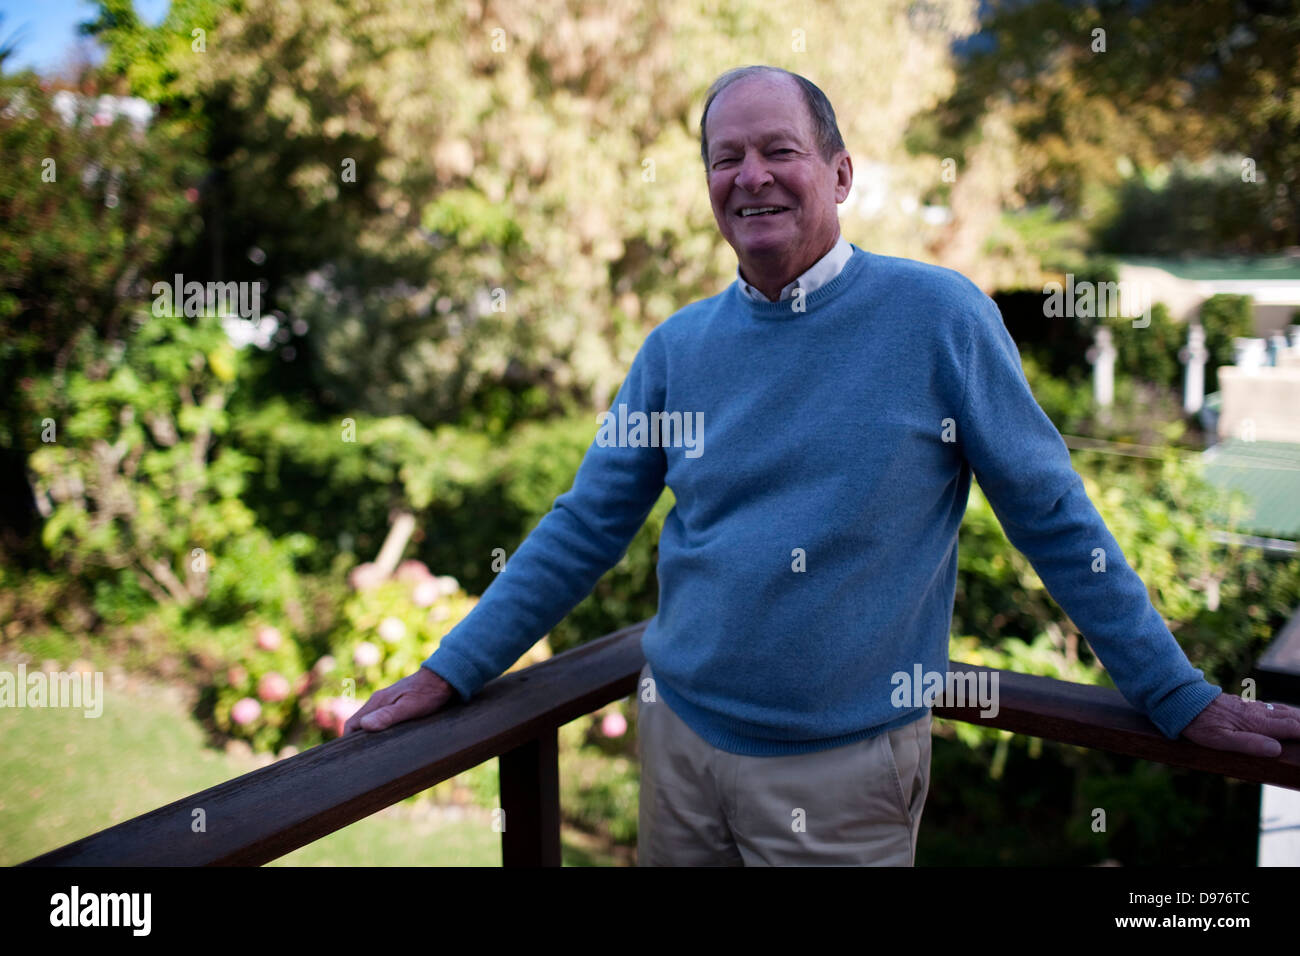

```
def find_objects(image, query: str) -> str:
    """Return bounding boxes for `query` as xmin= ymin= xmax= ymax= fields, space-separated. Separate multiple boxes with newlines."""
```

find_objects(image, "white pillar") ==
xmin=1088 ymin=326 xmax=1116 ymax=408
xmin=1181 ymin=324 xmax=1207 ymax=414
xmin=1234 ymin=337 xmax=1267 ymax=372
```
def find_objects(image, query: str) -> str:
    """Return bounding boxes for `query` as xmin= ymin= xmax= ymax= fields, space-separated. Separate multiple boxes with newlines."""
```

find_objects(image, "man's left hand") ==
xmin=1180 ymin=692 xmax=1300 ymax=757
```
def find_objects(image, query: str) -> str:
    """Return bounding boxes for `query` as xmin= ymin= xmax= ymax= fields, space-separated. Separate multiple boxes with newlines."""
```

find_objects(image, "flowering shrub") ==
xmin=320 ymin=561 xmax=478 ymax=693
xmin=210 ymin=559 xmax=513 ymax=754
xmin=212 ymin=624 xmax=310 ymax=753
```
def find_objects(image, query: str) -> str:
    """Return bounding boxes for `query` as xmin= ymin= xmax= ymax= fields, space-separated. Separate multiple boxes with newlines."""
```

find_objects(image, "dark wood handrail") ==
xmin=20 ymin=619 xmax=1300 ymax=866
xmin=931 ymin=662 xmax=1300 ymax=787
xmin=21 ymin=621 xmax=648 ymax=866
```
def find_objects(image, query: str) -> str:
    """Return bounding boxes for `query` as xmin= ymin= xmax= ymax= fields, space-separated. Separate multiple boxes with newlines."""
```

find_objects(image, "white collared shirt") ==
xmin=736 ymin=235 xmax=853 ymax=303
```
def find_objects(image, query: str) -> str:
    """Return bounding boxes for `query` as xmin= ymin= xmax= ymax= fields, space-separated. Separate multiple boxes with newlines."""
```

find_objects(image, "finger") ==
xmin=362 ymin=684 xmax=446 ymax=731
xmin=343 ymin=687 xmax=395 ymax=734
xmin=1260 ymin=702 xmax=1300 ymax=738
xmin=342 ymin=709 xmax=369 ymax=735
xmin=359 ymin=704 xmax=401 ymax=732
xmin=343 ymin=702 xmax=376 ymax=735
xmin=1212 ymin=728 xmax=1283 ymax=758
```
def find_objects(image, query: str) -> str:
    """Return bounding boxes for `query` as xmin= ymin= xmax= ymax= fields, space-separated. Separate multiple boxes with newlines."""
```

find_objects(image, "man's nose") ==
xmin=734 ymin=151 xmax=773 ymax=192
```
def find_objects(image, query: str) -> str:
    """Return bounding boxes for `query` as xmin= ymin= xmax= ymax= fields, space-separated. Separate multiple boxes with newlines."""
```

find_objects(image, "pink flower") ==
xmin=417 ymin=576 xmax=458 ymax=608
xmin=313 ymin=655 xmax=336 ymax=675
xmin=353 ymin=641 xmax=381 ymax=668
xmin=226 ymin=665 xmax=248 ymax=686
xmin=314 ymin=700 xmax=336 ymax=730
xmin=185 ymin=187 xmax=199 ymax=202
xmin=231 ymin=697 xmax=261 ymax=726
xmin=378 ymin=617 xmax=406 ymax=643
xmin=601 ymin=712 xmax=628 ymax=738
xmin=412 ymin=579 xmax=440 ymax=607
xmin=396 ymin=560 xmax=434 ymax=583
xmin=331 ymin=697 xmax=363 ymax=735
xmin=347 ymin=562 xmax=385 ymax=591
xmin=257 ymin=672 xmax=290 ymax=702
xmin=256 ymin=626 xmax=282 ymax=651
xmin=332 ymin=697 xmax=362 ymax=721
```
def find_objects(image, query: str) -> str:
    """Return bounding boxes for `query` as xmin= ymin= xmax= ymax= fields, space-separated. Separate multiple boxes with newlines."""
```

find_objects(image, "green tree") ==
xmin=922 ymin=0 xmax=1300 ymax=252
xmin=88 ymin=0 xmax=980 ymax=428
xmin=25 ymin=310 xmax=309 ymax=627
xmin=0 ymin=70 xmax=203 ymax=562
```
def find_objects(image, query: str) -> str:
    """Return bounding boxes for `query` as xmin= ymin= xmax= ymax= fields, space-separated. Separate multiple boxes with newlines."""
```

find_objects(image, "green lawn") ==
xmin=0 ymin=658 xmax=618 ymax=866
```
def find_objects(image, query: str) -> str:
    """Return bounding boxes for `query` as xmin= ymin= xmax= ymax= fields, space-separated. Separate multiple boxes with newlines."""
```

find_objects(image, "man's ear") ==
xmin=834 ymin=151 xmax=853 ymax=204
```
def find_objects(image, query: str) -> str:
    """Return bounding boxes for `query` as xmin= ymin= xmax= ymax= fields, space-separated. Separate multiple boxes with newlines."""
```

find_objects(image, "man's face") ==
xmin=704 ymin=75 xmax=852 ymax=297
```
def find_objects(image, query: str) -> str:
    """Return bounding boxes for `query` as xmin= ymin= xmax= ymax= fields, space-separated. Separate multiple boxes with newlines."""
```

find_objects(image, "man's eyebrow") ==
xmin=709 ymin=130 xmax=800 ymax=154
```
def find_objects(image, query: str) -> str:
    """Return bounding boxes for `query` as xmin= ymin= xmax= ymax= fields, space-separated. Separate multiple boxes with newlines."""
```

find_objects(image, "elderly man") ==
xmin=346 ymin=65 xmax=1300 ymax=865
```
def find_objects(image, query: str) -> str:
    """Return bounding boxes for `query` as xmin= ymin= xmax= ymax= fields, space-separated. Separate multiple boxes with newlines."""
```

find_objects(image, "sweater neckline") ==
xmin=734 ymin=245 xmax=871 ymax=319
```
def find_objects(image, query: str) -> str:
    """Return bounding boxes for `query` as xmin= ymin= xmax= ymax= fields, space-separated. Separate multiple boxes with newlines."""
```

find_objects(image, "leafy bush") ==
xmin=208 ymin=561 xmax=488 ymax=751
xmin=232 ymin=402 xmax=672 ymax=651
xmin=1095 ymin=159 xmax=1277 ymax=257
xmin=211 ymin=623 xmax=312 ymax=754
xmin=953 ymin=448 xmax=1300 ymax=737
xmin=1105 ymin=301 xmax=1183 ymax=391
xmin=228 ymin=397 xmax=495 ymax=574
xmin=1199 ymin=294 xmax=1255 ymax=392
xmin=25 ymin=310 xmax=316 ymax=632
xmin=1019 ymin=354 xmax=1093 ymax=433
xmin=0 ymin=70 xmax=203 ymax=564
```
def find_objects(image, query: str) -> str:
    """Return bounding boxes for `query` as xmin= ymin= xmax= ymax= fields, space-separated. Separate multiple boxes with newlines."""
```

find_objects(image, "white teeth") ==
xmin=739 ymin=207 xmax=784 ymax=217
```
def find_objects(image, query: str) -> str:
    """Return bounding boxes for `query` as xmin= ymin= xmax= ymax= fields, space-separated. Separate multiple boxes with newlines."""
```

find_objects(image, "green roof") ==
xmin=1121 ymin=256 xmax=1300 ymax=281
xmin=1200 ymin=439 xmax=1300 ymax=540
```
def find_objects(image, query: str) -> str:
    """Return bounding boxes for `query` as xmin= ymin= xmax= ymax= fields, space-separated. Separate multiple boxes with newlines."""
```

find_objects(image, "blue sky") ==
xmin=0 ymin=0 xmax=169 ymax=75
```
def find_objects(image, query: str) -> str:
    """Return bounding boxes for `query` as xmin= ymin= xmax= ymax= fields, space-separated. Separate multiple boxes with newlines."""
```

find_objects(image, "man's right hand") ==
xmin=343 ymin=666 xmax=457 ymax=735
xmin=1180 ymin=692 xmax=1300 ymax=757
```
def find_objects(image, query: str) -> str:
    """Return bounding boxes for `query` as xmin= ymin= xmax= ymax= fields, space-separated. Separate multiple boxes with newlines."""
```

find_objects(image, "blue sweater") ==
xmin=423 ymin=245 xmax=1222 ymax=755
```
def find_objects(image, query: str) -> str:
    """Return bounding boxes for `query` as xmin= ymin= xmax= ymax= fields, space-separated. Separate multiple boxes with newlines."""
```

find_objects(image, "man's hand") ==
xmin=343 ymin=666 xmax=456 ymax=735
xmin=1180 ymin=693 xmax=1300 ymax=757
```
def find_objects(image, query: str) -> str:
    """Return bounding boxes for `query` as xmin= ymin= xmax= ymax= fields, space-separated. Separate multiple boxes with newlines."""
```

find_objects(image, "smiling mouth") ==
xmin=736 ymin=206 xmax=790 ymax=218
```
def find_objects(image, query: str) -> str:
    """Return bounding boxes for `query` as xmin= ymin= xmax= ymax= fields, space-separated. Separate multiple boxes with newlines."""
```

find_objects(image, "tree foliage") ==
xmin=0 ymin=71 xmax=204 ymax=561
xmin=923 ymin=0 xmax=1300 ymax=252
xmin=25 ymin=310 xmax=311 ymax=626
xmin=84 ymin=0 xmax=980 ymax=427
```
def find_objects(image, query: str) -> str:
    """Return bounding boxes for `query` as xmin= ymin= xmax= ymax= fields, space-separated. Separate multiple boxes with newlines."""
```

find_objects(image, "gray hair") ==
xmin=699 ymin=66 xmax=846 ymax=169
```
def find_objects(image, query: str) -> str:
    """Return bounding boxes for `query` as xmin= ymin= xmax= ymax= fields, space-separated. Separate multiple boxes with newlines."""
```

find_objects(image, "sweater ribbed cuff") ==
xmin=1148 ymin=680 xmax=1223 ymax=739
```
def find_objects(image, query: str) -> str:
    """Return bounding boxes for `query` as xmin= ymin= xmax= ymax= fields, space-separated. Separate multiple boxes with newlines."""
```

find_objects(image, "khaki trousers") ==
xmin=636 ymin=661 xmax=932 ymax=866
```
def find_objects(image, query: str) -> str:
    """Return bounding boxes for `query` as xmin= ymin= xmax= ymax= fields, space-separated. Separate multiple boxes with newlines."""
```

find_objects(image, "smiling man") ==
xmin=345 ymin=65 xmax=1300 ymax=867
xmin=703 ymin=69 xmax=852 ymax=304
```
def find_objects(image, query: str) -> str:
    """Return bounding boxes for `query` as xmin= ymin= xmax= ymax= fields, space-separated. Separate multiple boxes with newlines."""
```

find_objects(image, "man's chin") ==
xmin=735 ymin=240 xmax=793 ymax=269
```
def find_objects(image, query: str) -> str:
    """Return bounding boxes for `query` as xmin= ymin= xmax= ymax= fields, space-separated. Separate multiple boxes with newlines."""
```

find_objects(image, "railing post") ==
xmin=499 ymin=728 xmax=561 ymax=867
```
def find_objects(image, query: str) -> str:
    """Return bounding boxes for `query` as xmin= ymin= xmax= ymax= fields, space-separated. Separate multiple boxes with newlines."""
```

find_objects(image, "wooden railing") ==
xmin=20 ymin=619 xmax=1300 ymax=866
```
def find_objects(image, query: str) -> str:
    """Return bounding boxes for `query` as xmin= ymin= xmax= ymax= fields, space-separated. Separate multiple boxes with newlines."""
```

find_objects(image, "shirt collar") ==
xmin=736 ymin=235 xmax=853 ymax=303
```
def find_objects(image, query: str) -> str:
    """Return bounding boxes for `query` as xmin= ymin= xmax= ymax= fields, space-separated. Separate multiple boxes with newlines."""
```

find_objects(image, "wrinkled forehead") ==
xmin=705 ymin=78 xmax=809 ymax=153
